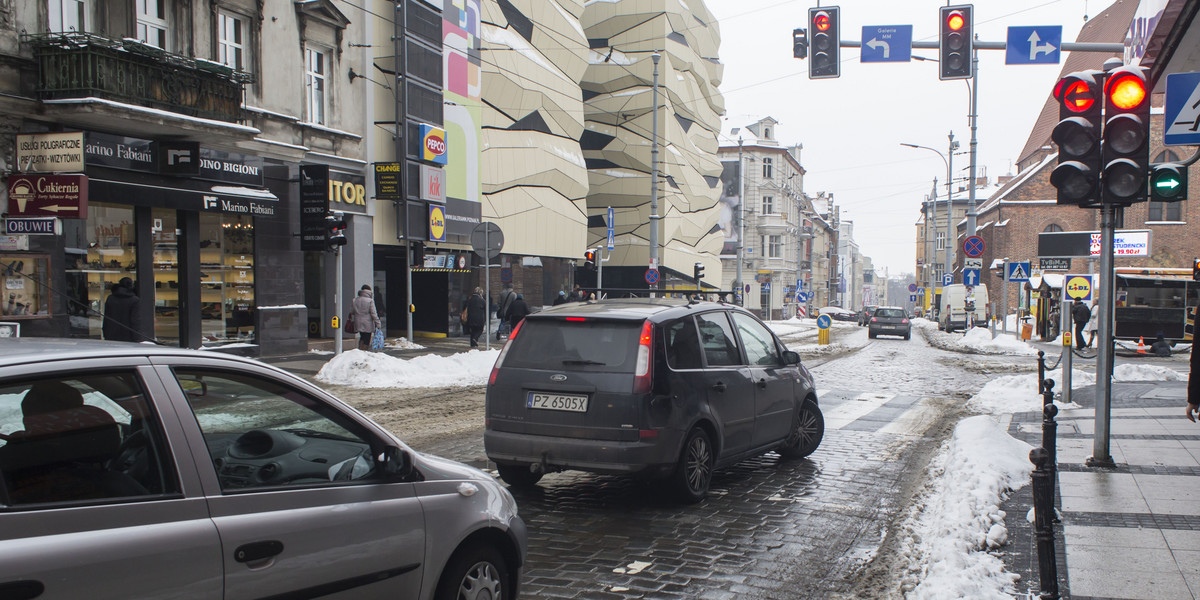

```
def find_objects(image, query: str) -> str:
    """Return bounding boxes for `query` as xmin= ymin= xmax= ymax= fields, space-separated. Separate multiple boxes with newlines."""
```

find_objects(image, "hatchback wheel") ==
xmin=669 ymin=427 xmax=713 ymax=503
xmin=435 ymin=544 xmax=511 ymax=600
xmin=778 ymin=400 xmax=823 ymax=459
xmin=497 ymin=464 xmax=542 ymax=488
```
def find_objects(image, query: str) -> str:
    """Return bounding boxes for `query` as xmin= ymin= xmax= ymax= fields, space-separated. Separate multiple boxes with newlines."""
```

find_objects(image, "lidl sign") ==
xmin=429 ymin=204 xmax=446 ymax=242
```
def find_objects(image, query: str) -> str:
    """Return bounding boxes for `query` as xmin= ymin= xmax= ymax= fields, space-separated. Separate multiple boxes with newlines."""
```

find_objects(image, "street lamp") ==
xmin=902 ymin=134 xmax=959 ymax=293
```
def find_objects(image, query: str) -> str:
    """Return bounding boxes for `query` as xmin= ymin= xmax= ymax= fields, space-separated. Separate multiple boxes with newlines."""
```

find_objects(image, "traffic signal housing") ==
xmin=583 ymin=248 xmax=598 ymax=270
xmin=694 ymin=262 xmax=705 ymax=283
xmin=1101 ymin=66 xmax=1150 ymax=205
xmin=1149 ymin=162 xmax=1188 ymax=202
xmin=1193 ymin=257 xmax=1200 ymax=282
xmin=792 ymin=28 xmax=807 ymax=59
xmin=1050 ymin=70 xmax=1103 ymax=205
xmin=808 ymin=7 xmax=839 ymax=79
xmin=939 ymin=5 xmax=973 ymax=80
xmin=325 ymin=211 xmax=347 ymax=250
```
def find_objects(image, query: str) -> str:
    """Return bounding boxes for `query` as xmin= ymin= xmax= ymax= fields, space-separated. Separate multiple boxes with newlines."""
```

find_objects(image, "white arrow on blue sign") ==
xmin=606 ymin=206 xmax=615 ymax=250
xmin=860 ymin=25 xmax=912 ymax=63
xmin=963 ymin=269 xmax=981 ymax=286
xmin=1164 ymin=72 xmax=1200 ymax=146
xmin=1005 ymin=26 xmax=1061 ymax=65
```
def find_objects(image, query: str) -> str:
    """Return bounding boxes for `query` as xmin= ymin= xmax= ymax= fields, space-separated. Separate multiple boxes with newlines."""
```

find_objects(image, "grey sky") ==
xmin=710 ymin=0 xmax=1102 ymax=275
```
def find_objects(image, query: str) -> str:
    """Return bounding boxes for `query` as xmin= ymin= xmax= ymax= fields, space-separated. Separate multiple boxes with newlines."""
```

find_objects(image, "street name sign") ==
xmin=1005 ymin=26 xmax=1062 ymax=64
xmin=860 ymin=25 xmax=912 ymax=63
xmin=1164 ymin=72 xmax=1200 ymax=146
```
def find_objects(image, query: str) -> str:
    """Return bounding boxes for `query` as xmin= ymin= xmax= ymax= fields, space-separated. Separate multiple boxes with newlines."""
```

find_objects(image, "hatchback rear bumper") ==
xmin=484 ymin=428 xmax=683 ymax=477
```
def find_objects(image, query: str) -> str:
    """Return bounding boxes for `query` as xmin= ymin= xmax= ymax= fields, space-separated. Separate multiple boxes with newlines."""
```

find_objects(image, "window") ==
xmin=0 ymin=373 xmax=179 ymax=505
xmin=665 ymin=317 xmax=702 ymax=370
xmin=731 ymin=312 xmax=778 ymax=366
xmin=696 ymin=312 xmax=739 ymax=366
xmin=936 ymin=231 xmax=946 ymax=250
xmin=305 ymin=47 xmax=327 ymax=125
xmin=217 ymin=11 xmax=245 ymax=70
xmin=136 ymin=0 xmax=168 ymax=49
xmin=174 ymin=369 xmax=380 ymax=492
xmin=762 ymin=157 xmax=773 ymax=179
xmin=1043 ymin=224 xmax=1063 ymax=232
xmin=1149 ymin=150 xmax=1184 ymax=222
xmin=48 ymin=0 xmax=85 ymax=32
xmin=768 ymin=235 xmax=782 ymax=258
xmin=1 ymin=254 xmax=52 ymax=318
xmin=762 ymin=195 xmax=774 ymax=215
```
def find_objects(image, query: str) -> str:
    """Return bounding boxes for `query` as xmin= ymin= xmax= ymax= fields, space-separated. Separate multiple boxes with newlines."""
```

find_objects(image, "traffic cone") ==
xmin=1137 ymin=336 xmax=1147 ymax=354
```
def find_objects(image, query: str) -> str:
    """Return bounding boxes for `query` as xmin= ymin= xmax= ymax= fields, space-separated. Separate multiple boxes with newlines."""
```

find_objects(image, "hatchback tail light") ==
xmin=901 ymin=318 xmax=909 ymax=324
xmin=633 ymin=320 xmax=653 ymax=394
xmin=870 ymin=317 xmax=877 ymax=323
xmin=488 ymin=319 xmax=524 ymax=386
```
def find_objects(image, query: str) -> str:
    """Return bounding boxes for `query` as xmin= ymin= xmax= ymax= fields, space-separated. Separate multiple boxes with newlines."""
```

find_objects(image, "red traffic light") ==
xmin=946 ymin=10 xmax=965 ymax=31
xmin=813 ymin=11 xmax=830 ymax=32
xmin=584 ymin=249 xmax=597 ymax=262
xmin=1106 ymin=71 xmax=1147 ymax=110
xmin=1054 ymin=77 xmax=1097 ymax=113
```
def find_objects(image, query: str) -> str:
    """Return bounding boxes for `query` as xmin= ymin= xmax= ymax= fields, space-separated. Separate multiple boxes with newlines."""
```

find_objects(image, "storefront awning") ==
xmin=89 ymin=174 xmax=278 ymax=217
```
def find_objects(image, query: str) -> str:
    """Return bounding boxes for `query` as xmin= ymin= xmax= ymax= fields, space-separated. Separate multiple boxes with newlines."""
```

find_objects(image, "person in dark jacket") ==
xmin=350 ymin=285 xmax=381 ymax=350
xmin=1070 ymin=298 xmax=1090 ymax=349
xmin=1188 ymin=311 xmax=1199 ymax=421
xmin=103 ymin=277 xmax=143 ymax=342
xmin=552 ymin=290 xmax=568 ymax=306
xmin=464 ymin=287 xmax=487 ymax=347
xmin=506 ymin=293 xmax=530 ymax=332
xmin=1150 ymin=333 xmax=1172 ymax=357
xmin=495 ymin=283 xmax=516 ymax=340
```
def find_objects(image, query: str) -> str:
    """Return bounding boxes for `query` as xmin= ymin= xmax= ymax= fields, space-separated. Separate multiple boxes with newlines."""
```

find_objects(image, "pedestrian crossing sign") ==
xmin=1007 ymin=261 xmax=1030 ymax=282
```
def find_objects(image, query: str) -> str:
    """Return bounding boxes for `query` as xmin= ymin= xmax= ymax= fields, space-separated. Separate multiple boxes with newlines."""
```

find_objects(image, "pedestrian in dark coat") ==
xmin=552 ymin=290 xmax=568 ymax=305
xmin=1151 ymin=333 xmax=1172 ymax=357
xmin=507 ymin=293 xmax=530 ymax=331
xmin=351 ymin=285 xmax=381 ymax=350
xmin=1189 ymin=312 xmax=1200 ymax=421
xmin=103 ymin=277 xmax=143 ymax=342
xmin=464 ymin=287 xmax=487 ymax=347
xmin=1071 ymin=298 xmax=1090 ymax=349
xmin=495 ymin=284 xmax=516 ymax=340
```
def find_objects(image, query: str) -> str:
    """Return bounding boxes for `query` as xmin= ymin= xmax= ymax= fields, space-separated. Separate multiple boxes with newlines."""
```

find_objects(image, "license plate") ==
xmin=527 ymin=392 xmax=589 ymax=412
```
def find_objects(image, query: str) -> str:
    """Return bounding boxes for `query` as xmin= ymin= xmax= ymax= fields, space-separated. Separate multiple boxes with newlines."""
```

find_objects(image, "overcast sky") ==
xmin=709 ymin=0 xmax=1106 ymax=276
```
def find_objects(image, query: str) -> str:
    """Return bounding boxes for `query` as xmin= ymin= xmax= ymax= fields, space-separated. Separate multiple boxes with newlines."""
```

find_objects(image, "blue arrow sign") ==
xmin=963 ymin=269 xmax=981 ymax=286
xmin=1006 ymin=26 xmax=1061 ymax=65
xmin=798 ymin=291 xmax=809 ymax=303
xmin=860 ymin=25 xmax=912 ymax=63
xmin=1164 ymin=72 xmax=1200 ymax=146
xmin=606 ymin=207 xmax=615 ymax=250
xmin=1007 ymin=261 xmax=1031 ymax=282
xmin=816 ymin=314 xmax=832 ymax=330
xmin=909 ymin=294 xmax=917 ymax=302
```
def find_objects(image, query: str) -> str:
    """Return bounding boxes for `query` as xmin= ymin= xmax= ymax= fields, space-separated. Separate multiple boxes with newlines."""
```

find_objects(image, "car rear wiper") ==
xmin=562 ymin=359 xmax=606 ymax=365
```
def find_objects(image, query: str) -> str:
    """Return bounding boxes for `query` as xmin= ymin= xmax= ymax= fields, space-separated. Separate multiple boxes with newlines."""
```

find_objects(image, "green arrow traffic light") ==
xmin=1150 ymin=163 xmax=1187 ymax=202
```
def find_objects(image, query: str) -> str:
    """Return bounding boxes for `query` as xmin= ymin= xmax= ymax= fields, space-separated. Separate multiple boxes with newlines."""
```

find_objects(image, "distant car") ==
xmin=858 ymin=305 xmax=878 ymax=326
xmin=819 ymin=306 xmax=858 ymax=322
xmin=485 ymin=298 xmax=824 ymax=503
xmin=868 ymin=306 xmax=912 ymax=340
xmin=0 ymin=339 xmax=526 ymax=600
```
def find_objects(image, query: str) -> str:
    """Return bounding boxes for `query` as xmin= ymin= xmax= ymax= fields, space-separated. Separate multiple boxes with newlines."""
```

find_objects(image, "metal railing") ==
xmin=24 ymin=32 xmax=253 ymax=122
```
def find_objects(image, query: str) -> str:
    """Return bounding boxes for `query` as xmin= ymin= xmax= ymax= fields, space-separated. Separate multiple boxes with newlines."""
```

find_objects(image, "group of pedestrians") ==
xmin=1069 ymin=297 xmax=1101 ymax=350
xmin=462 ymin=284 xmax=530 ymax=348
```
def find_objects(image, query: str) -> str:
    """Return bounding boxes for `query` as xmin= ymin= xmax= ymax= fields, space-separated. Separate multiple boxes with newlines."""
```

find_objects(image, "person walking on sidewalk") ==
xmin=351 ymin=285 xmax=381 ymax=351
xmin=464 ymin=287 xmax=487 ymax=348
xmin=506 ymin=293 xmax=530 ymax=333
xmin=1188 ymin=320 xmax=1199 ymax=421
xmin=1086 ymin=300 xmax=1099 ymax=348
xmin=1071 ymin=298 xmax=1090 ymax=349
xmin=552 ymin=290 xmax=568 ymax=306
xmin=495 ymin=283 xmax=516 ymax=341
xmin=103 ymin=277 xmax=144 ymax=342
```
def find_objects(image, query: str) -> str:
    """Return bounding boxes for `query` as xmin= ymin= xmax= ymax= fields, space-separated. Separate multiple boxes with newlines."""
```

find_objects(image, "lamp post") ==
xmin=902 ymin=134 xmax=959 ymax=291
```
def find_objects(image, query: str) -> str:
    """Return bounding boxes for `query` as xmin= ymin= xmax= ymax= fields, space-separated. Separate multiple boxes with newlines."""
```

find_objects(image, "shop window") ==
xmin=199 ymin=213 xmax=255 ymax=344
xmin=48 ymin=0 xmax=86 ymax=32
xmin=1 ymin=255 xmax=51 ymax=318
xmin=65 ymin=203 xmax=134 ymax=337
xmin=217 ymin=11 xmax=246 ymax=71
xmin=136 ymin=0 xmax=168 ymax=49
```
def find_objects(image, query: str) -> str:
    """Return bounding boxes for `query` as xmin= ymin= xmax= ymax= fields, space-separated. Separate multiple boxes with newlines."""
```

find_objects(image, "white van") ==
xmin=939 ymin=283 xmax=988 ymax=332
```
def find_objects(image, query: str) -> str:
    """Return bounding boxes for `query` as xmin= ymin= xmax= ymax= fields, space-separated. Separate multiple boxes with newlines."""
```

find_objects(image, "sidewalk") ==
xmin=1004 ymin=380 xmax=1200 ymax=599
xmin=259 ymin=331 xmax=495 ymax=376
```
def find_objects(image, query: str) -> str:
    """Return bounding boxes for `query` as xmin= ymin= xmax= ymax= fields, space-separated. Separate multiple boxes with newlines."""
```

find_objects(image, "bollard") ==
xmin=1030 ymin=447 xmax=1061 ymax=600
xmin=1037 ymin=351 xmax=1046 ymax=395
xmin=1042 ymin=380 xmax=1058 ymax=469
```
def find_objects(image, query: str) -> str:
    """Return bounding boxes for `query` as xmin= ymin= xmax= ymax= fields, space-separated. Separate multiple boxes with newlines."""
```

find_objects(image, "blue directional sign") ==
xmin=797 ymin=291 xmax=810 ymax=303
xmin=909 ymin=294 xmax=917 ymax=302
xmin=860 ymin=25 xmax=912 ymax=63
xmin=963 ymin=269 xmax=981 ymax=286
xmin=1007 ymin=261 xmax=1031 ymax=282
xmin=606 ymin=206 xmax=615 ymax=250
xmin=1164 ymin=72 xmax=1200 ymax=146
xmin=942 ymin=273 xmax=953 ymax=287
xmin=816 ymin=314 xmax=832 ymax=330
xmin=1006 ymin=26 xmax=1061 ymax=65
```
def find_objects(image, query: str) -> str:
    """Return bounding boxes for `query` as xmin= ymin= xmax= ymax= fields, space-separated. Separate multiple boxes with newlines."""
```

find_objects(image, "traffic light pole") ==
xmin=1088 ymin=204 xmax=1117 ymax=468
xmin=967 ymin=50 xmax=979 ymax=237
xmin=334 ymin=245 xmax=343 ymax=355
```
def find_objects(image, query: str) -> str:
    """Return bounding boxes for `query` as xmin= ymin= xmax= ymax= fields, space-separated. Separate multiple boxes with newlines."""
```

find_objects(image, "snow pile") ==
xmin=384 ymin=337 xmax=426 ymax=350
xmin=898 ymin=416 xmax=1034 ymax=600
xmin=954 ymin=329 xmax=1039 ymax=356
xmin=968 ymin=371 xmax=1092 ymax=415
xmin=316 ymin=348 xmax=499 ymax=388
xmin=791 ymin=342 xmax=850 ymax=356
xmin=1113 ymin=363 xmax=1187 ymax=382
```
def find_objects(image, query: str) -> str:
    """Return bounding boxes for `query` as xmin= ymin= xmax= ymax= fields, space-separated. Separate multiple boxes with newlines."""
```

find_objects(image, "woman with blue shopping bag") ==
xmin=351 ymin=284 xmax=381 ymax=351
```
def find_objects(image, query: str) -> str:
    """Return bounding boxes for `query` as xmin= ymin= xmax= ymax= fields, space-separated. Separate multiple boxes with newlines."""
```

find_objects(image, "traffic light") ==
xmin=1101 ymin=66 xmax=1150 ymax=205
xmin=1149 ymin=162 xmax=1188 ymax=202
xmin=694 ymin=262 xmax=705 ymax=282
xmin=792 ymin=28 xmax=807 ymax=59
xmin=808 ymin=7 xmax=839 ymax=79
xmin=325 ymin=211 xmax=347 ymax=250
xmin=939 ymin=5 xmax=973 ymax=80
xmin=1050 ymin=70 xmax=1103 ymax=205
xmin=583 ymin=248 xmax=597 ymax=270
xmin=1193 ymin=257 xmax=1200 ymax=282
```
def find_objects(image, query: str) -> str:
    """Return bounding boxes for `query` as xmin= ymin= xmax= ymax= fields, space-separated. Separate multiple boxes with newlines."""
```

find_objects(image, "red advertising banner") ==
xmin=7 ymin=174 xmax=88 ymax=219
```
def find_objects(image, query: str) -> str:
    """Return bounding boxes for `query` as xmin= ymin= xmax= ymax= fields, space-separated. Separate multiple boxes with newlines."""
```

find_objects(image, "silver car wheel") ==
xmin=457 ymin=560 xmax=503 ymax=600
xmin=684 ymin=430 xmax=713 ymax=493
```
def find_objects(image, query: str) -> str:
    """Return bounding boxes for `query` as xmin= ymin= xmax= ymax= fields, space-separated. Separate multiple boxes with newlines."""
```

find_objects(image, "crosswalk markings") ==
xmin=814 ymin=390 xmax=941 ymax=437
xmin=821 ymin=392 xmax=895 ymax=430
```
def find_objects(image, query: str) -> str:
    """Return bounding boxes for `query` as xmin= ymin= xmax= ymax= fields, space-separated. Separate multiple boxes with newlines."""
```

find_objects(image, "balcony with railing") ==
xmin=25 ymin=33 xmax=253 ymax=123
xmin=755 ymin=212 xmax=790 ymax=232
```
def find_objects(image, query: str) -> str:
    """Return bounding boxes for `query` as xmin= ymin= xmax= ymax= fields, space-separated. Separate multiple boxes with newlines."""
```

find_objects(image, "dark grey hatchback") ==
xmin=484 ymin=298 xmax=823 ymax=502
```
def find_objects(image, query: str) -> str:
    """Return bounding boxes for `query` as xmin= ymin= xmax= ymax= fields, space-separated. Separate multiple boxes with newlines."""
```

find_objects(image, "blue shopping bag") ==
xmin=370 ymin=328 xmax=385 ymax=350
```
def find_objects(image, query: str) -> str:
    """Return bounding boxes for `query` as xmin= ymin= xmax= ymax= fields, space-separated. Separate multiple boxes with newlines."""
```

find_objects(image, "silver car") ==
xmin=0 ymin=339 xmax=525 ymax=600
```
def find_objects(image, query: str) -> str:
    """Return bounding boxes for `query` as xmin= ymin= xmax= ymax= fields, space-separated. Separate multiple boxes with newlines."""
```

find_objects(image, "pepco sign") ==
xmin=420 ymin=123 xmax=447 ymax=165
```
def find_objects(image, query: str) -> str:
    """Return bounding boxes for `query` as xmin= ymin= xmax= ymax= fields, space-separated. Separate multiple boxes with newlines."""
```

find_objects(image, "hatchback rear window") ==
xmin=876 ymin=309 xmax=907 ymax=318
xmin=502 ymin=319 xmax=643 ymax=372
